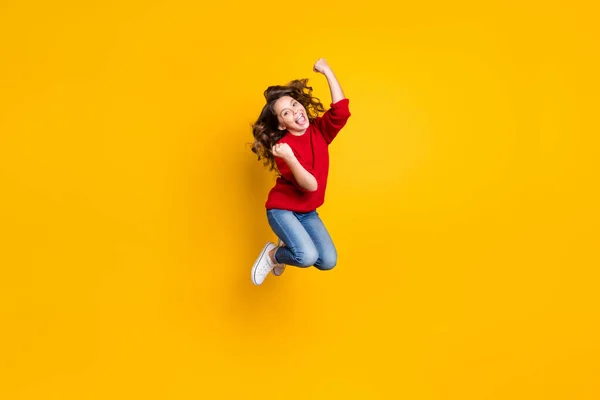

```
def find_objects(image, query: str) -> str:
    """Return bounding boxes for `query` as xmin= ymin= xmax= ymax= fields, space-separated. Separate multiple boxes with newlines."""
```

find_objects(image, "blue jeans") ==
xmin=266 ymin=209 xmax=337 ymax=270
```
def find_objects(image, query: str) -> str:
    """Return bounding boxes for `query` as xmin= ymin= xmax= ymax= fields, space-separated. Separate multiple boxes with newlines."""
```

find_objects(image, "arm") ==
xmin=312 ymin=58 xmax=352 ymax=144
xmin=314 ymin=58 xmax=345 ymax=103
xmin=272 ymin=143 xmax=318 ymax=192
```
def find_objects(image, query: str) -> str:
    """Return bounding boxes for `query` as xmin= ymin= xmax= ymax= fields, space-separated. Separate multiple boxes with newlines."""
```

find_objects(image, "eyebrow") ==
xmin=279 ymin=100 xmax=297 ymax=116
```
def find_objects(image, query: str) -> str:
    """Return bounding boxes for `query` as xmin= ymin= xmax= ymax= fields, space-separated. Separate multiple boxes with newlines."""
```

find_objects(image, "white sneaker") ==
xmin=251 ymin=242 xmax=276 ymax=285
xmin=272 ymin=238 xmax=286 ymax=276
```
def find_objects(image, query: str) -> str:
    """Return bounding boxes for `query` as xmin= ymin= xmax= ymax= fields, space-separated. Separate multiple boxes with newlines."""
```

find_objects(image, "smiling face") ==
xmin=273 ymin=95 xmax=309 ymax=135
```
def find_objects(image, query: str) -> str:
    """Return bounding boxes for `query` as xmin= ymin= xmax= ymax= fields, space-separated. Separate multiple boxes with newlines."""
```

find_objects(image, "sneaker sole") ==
xmin=251 ymin=243 xmax=273 ymax=285
xmin=272 ymin=238 xmax=286 ymax=276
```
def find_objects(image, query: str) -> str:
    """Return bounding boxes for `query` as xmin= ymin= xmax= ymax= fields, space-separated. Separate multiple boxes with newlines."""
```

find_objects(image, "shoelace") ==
xmin=260 ymin=256 xmax=274 ymax=273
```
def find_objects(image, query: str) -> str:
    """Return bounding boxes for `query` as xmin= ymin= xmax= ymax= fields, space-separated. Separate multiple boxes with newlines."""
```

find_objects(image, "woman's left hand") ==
xmin=313 ymin=58 xmax=331 ymax=74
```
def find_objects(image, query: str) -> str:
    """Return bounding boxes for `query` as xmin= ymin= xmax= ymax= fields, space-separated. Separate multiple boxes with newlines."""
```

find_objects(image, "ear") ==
xmin=278 ymin=125 xmax=286 ymax=131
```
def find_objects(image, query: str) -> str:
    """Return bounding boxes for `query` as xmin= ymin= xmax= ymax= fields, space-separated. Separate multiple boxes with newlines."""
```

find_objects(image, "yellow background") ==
xmin=1 ymin=0 xmax=599 ymax=398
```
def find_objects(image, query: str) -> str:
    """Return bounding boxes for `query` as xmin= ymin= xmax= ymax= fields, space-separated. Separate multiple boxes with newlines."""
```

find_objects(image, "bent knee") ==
xmin=294 ymin=248 xmax=319 ymax=268
xmin=315 ymin=255 xmax=337 ymax=271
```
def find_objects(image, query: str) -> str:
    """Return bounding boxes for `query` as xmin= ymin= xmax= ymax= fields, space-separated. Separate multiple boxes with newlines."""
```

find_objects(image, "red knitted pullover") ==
xmin=265 ymin=98 xmax=351 ymax=212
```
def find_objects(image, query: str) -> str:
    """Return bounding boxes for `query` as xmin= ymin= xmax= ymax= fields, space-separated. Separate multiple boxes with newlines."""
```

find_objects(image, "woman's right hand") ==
xmin=271 ymin=143 xmax=295 ymax=160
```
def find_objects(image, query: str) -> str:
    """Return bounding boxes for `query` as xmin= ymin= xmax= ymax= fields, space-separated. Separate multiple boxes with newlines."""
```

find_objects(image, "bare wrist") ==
xmin=284 ymin=154 xmax=297 ymax=164
xmin=323 ymin=68 xmax=335 ymax=78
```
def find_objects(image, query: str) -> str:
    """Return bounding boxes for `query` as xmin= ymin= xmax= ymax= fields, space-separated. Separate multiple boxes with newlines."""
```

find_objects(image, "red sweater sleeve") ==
xmin=314 ymin=98 xmax=351 ymax=144
xmin=275 ymin=151 xmax=312 ymax=193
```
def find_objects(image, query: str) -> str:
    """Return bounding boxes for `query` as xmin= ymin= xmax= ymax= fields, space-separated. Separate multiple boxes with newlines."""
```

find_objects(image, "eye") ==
xmin=283 ymin=111 xmax=289 ymax=116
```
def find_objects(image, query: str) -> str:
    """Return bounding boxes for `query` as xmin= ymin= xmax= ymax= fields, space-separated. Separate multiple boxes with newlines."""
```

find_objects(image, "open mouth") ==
xmin=295 ymin=113 xmax=307 ymax=125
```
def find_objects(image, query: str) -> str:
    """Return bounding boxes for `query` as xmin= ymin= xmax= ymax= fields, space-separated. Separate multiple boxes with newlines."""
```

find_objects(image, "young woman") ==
xmin=250 ymin=58 xmax=351 ymax=285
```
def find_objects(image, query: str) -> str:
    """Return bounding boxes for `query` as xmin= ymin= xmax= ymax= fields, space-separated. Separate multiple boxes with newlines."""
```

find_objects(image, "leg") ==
xmin=297 ymin=211 xmax=337 ymax=271
xmin=266 ymin=209 xmax=319 ymax=268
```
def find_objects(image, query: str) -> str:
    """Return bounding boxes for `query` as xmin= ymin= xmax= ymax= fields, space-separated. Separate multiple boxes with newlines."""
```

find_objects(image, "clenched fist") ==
xmin=313 ymin=58 xmax=331 ymax=74
xmin=272 ymin=143 xmax=295 ymax=160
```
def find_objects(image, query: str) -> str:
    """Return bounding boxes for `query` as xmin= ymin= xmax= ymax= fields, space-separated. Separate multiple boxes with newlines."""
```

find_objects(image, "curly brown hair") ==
xmin=250 ymin=78 xmax=325 ymax=173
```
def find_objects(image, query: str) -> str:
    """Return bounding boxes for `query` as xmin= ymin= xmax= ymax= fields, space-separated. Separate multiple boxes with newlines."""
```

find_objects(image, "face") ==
xmin=273 ymin=96 xmax=309 ymax=134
